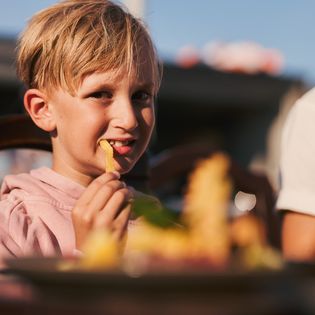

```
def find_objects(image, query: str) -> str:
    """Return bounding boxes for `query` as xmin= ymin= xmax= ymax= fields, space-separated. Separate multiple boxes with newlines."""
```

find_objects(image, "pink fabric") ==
xmin=0 ymin=167 xmax=85 ymax=266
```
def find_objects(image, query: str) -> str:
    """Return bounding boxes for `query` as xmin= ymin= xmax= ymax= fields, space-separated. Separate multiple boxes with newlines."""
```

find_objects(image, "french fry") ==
xmin=79 ymin=229 xmax=120 ymax=270
xmin=99 ymin=139 xmax=115 ymax=173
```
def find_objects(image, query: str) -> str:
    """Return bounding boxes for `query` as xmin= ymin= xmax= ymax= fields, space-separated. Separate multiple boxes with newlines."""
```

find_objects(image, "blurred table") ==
xmin=1 ymin=267 xmax=314 ymax=315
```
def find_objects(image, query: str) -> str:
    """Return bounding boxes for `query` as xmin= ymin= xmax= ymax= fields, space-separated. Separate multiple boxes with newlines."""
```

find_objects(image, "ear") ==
xmin=23 ymin=89 xmax=56 ymax=132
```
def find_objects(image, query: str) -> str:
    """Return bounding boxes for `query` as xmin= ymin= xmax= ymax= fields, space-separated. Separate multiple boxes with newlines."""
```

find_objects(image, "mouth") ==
xmin=107 ymin=139 xmax=136 ymax=155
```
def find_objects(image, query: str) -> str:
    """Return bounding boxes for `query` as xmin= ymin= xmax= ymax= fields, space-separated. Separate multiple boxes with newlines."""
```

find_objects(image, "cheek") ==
xmin=141 ymin=107 xmax=155 ymax=135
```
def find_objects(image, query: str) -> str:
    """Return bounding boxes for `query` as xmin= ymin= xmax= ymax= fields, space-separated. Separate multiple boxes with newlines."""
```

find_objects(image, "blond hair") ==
xmin=16 ymin=0 xmax=162 ymax=95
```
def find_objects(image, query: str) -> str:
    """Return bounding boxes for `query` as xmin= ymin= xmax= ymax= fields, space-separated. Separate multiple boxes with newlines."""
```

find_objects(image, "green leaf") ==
xmin=131 ymin=196 xmax=182 ymax=228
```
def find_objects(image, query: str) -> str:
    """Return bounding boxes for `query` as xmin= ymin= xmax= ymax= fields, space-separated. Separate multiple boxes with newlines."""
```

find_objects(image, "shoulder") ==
xmin=0 ymin=167 xmax=72 ymax=209
xmin=291 ymin=87 xmax=315 ymax=117
xmin=1 ymin=168 xmax=50 ymax=198
xmin=0 ymin=169 xmax=53 ymax=218
xmin=297 ymin=86 xmax=315 ymax=104
xmin=287 ymin=87 xmax=315 ymax=124
xmin=281 ymin=87 xmax=315 ymax=142
xmin=0 ymin=167 xmax=82 ymax=211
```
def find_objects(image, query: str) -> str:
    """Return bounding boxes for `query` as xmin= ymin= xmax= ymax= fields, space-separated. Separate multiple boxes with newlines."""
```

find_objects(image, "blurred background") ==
xmin=0 ymin=0 xmax=314 ymax=194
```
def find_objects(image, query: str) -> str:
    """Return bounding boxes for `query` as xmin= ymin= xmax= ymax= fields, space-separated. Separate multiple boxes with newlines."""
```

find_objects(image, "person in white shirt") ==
xmin=277 ymin=87 xmax=315 ymax=261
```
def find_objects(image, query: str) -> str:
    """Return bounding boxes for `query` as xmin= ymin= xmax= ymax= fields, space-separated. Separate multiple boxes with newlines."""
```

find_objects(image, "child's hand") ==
xmin=72 ymin=172 xmax=133 ymax=250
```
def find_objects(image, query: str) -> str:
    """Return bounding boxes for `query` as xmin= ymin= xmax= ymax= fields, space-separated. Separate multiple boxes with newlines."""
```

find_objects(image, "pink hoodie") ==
xmin=0 ymin=167 xmax=85 ymax=265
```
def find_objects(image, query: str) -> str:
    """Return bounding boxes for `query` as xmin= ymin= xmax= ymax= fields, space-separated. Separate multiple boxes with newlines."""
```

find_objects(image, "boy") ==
xmin=0 ymin=0 xmax=161 ymax=262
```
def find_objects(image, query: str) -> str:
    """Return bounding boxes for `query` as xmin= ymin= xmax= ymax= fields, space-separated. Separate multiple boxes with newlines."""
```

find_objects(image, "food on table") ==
xmin=78 ymin=153 xmax=231 ymax=271
xmin=99 ymin=139 xmax=115 ymax=172
xmin=123 ymin=220 xmax=189 ymax=273
xmin=78 ymin=229 xmax=120 ymax=269
xmin=230 ymin=214 xmax=283 ymax=270
xmin=58 ymin=229 xmax=120 ymax=271
xmin=182 ymin=153 xmax=232 ymax=266
xmin=230 ymin=214 xmax=266 ymax=248
xmin=121 ymin=153 xmax=232 ymax=271
xmin=62 ymin=152 xmax=282 ymax=272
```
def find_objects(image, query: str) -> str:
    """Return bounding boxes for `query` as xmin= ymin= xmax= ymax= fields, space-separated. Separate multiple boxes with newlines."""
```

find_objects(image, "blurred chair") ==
xmin=0 ymin=114 xmax=51 ymax=151
xmin=149 ymin=142 xmax=280 ymax=248
xmin=0 ymin=114 xmax=53 ymax=176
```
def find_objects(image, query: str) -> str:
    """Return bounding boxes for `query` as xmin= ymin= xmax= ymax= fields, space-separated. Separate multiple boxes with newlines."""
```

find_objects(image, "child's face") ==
xmin=47 ymin=62 xmax=155 ymax=185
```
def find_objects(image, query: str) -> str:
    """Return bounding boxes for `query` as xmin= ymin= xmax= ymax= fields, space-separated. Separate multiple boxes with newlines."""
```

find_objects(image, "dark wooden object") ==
xmin=0 ymin=114 xmax=51 ymax=151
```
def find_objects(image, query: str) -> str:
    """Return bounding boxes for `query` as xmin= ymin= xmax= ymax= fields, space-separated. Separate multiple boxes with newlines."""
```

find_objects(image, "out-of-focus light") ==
xmin=234 ymin=191 xmax=256 ymax=212
xmin=175 ymin=45 xmax=200 ymax=68
xmin=202 ymin=41 xmax=284 ymax=75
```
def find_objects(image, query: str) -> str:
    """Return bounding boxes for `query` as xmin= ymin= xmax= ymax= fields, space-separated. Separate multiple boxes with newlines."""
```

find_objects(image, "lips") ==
xmin=107 ymin=139 xmax=135 ymax=155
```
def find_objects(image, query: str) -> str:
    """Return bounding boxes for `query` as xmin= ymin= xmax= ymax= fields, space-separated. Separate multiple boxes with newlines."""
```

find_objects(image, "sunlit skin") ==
xmin=24 ymin=59 xmax=156 ymax=249
xmin=49 ymin=69 xmax=155 ymax=187
xmin=282 ymin=211 xmax=315 ymax=261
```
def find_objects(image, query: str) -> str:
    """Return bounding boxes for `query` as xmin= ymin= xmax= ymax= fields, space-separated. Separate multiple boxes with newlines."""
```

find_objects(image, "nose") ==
xmin=111 ymin=97 xmax=139 ymax=131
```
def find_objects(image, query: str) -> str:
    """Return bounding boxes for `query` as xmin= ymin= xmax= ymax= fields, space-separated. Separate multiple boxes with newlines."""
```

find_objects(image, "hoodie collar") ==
xmin=30 ymin=167 xmax=85 ymax=200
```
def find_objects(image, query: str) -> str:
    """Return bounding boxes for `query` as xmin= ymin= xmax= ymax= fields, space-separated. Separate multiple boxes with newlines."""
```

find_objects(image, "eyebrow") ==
xmin=79 ymin=82 xmax=115 ymax=97
xmin=79 ymin=75 xmax=156 ymax=96
xmin=135 ymin=81 xmax=155 ymax=90
xmin=89 ymin=83 xmax=115 ymax=91
xmin=86 ymin=81 xmax=155 ymax=93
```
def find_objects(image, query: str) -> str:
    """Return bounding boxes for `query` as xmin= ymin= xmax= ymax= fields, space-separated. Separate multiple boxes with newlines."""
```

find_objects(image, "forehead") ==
xmin=82 ymin=57 xmax=155 ymax=89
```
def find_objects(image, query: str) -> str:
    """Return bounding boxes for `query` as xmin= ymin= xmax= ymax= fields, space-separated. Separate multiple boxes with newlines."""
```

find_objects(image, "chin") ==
xmin=116 ymin=158 xmax=137 ymax=175
xmin=115 ymin=163 xmax=132 ymax=175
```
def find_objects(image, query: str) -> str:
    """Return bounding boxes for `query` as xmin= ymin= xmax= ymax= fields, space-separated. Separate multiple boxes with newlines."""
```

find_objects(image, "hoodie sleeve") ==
xmin=0 ymin=224 xmax=23 ymax=268
xmin=0 ymin=195 xmax=65 ymax=269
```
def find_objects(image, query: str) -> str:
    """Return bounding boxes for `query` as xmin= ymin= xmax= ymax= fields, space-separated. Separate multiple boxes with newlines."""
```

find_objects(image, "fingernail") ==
xmin=112 ymin=171 xmax=120 ymax=178
xmin=128 ymin=186 xmax=135 ymax=197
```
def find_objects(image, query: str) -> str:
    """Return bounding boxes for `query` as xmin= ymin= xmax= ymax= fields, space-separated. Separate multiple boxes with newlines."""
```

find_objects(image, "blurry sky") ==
xmin=1 ymin=0 xmax=315 ymax=83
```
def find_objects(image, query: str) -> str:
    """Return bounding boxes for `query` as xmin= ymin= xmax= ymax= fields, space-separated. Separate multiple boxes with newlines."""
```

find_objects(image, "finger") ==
xmin=80 ymin=171 xmax=120 ymax=203
xmin=95 ymin=203 xmax=131 ymax=241
xmin=73 ymin=179 xmax=126 ymax=231
xmin=74 ymin=172 xmax=120 ymax=216
xmin=84 ymin=180 xmax=126 ymax=219
xmin=112 ymin=204 xmax=132 ymax=240
xmin=95 ymin=187 xmax=132 ymax=226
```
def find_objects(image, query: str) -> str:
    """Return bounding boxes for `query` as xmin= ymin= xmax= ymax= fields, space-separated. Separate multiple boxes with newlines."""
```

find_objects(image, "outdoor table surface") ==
xmin=1 ymin=260 xmax=314 ymax=315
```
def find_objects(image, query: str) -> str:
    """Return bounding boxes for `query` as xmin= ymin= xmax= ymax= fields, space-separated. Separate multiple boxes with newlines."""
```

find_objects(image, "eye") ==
xmin=132 ymin=90 xmax=152 ymax=103
xmin=89 ymin=90 xmax=113 ymax=100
